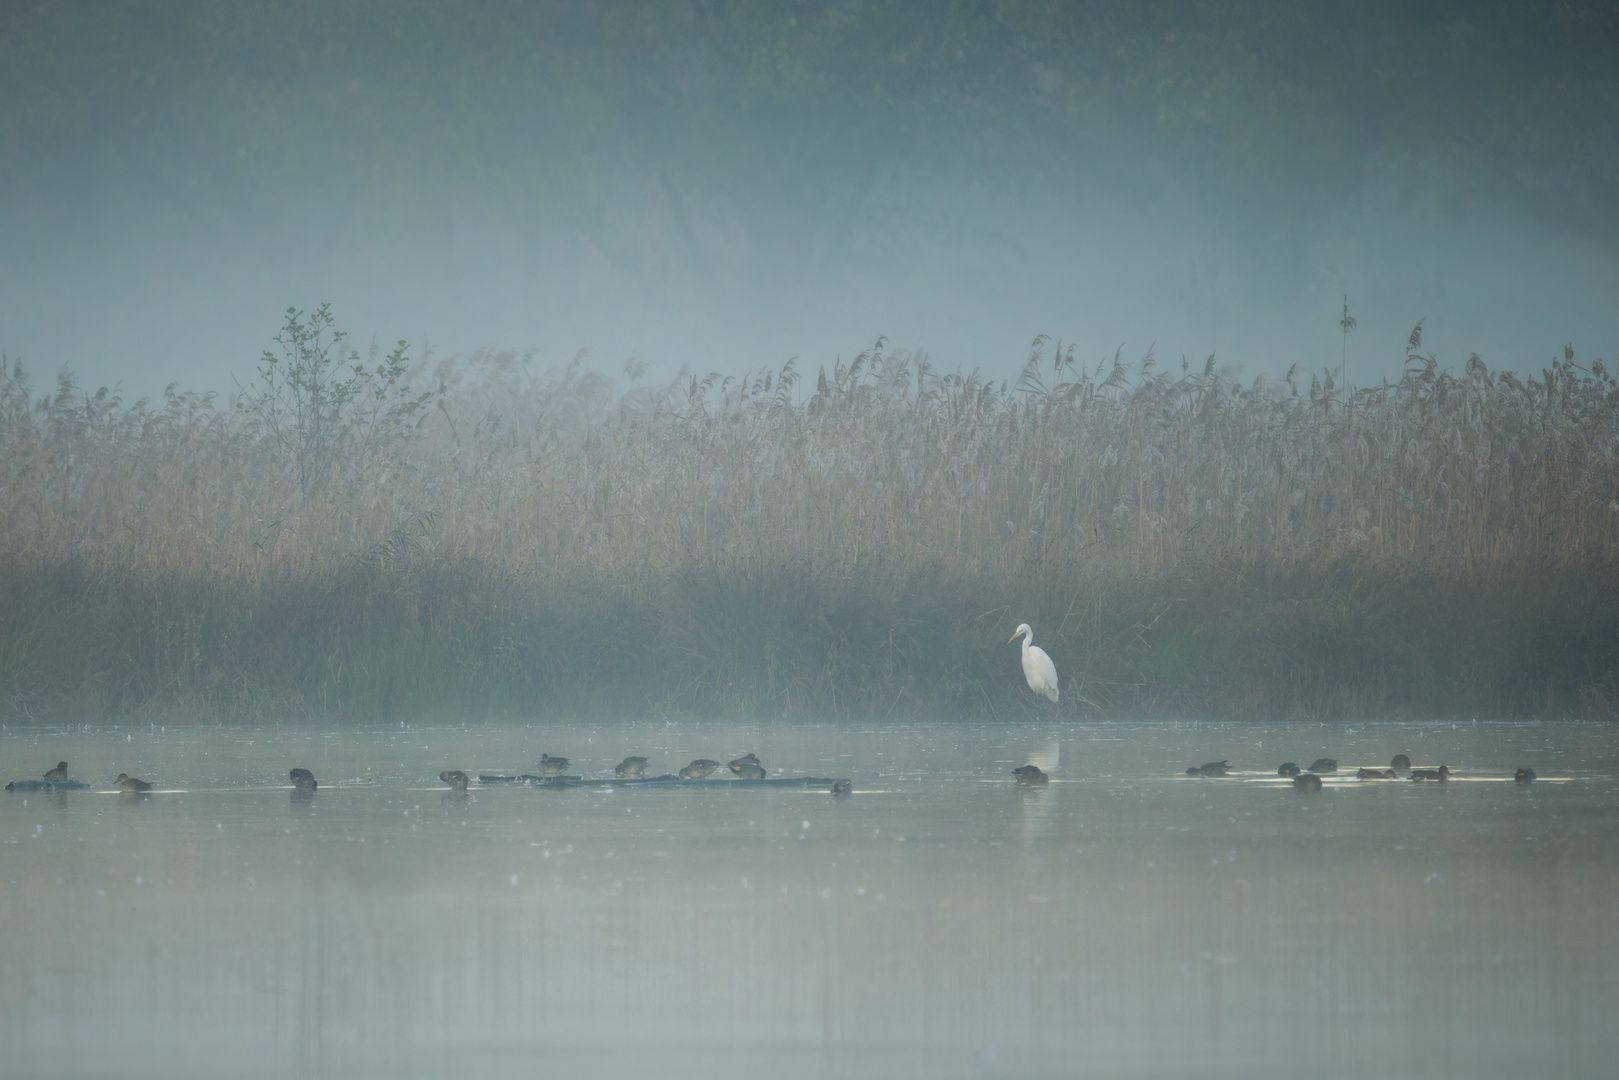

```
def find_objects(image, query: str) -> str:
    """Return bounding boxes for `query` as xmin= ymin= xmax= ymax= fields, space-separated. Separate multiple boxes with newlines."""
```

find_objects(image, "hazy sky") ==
xmin=2 ymin=2 xmax=1615 ymax=402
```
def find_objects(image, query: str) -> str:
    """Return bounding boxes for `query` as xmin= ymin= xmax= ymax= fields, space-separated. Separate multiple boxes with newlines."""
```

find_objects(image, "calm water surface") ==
xmin=3 ymin=719 xmax=1617 ymax=1078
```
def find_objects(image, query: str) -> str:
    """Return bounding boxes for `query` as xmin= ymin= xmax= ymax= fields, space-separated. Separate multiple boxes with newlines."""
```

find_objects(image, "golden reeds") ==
xmin=1 ymin=327 xmax=1616 ymax=721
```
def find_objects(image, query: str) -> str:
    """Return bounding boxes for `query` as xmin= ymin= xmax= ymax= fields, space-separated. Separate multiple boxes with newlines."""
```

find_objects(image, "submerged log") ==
xmin=475 ymin=774 xmax=839 ymax=789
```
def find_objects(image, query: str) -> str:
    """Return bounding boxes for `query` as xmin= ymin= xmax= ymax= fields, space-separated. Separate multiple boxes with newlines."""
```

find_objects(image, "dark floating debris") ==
xmin=536 ymin=754 xmax=571 ymax=777
xmin=290 ymin=768 xmax=317 ymax=792
xmin=475 ymin=772 xmax=835 ymax=789
xmin=1186 ymin=760 xmax=1230 ymax=777
xmin=115 ymin=773 xmax=153 ymax=793
xmin=831 ymin=779 xmax=853 ymax=798
xmin=668 ymin=775 xmax=835 ymax=789
xmin=1013 ymin=765 xmax=1049 ymax=786
xmin=615 ymin=757 xmax=649 ymax=778
xmin=6 ymin=779 xmax=90 ymax=792
xmin=1308 ymin=758 xmax=1338 ymax=773
xmin=479 ymin=773 xmax=594 ymax=785
xmin=1278 ymin=762 xmax=1301 ymax=777
xmin=440 ymin=770 xmax=470 ymax=790
xmin=481 ymin=773 xmax=568 ymax=784
xmin=1515 ymin=767 xmax=1536 ymax=784
xmin=1357 ymin=767 xmax=1396 ymax=779
xmin=679 ymin=759 xmax=720 ymax=779
xmin=1410 ymin=765 xmax=1450 ymax=782
xmin=1390 ymin=754 xmax=1412 ymax=774
xmin=1293 ymin=773 xmax=1323 ymax=792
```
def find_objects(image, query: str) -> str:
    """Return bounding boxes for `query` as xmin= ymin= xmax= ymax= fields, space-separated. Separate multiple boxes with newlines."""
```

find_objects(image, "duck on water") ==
xmin=1014 ymin=765 xmax=1049 ymax=786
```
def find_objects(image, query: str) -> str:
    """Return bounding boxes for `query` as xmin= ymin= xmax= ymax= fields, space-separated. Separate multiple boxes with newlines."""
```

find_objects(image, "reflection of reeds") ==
xmin=2 ymin=335 xmax=1617 ymax=721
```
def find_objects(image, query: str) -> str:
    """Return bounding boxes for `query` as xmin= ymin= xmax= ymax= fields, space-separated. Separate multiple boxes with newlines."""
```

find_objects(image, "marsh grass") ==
xmin=2 ymin=330 xmax=1617 ymax=721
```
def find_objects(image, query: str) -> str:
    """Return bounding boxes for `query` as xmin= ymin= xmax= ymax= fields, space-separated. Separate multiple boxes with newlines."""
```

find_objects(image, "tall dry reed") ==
xmin=2 ymin=326 xmax=1616 ymax=721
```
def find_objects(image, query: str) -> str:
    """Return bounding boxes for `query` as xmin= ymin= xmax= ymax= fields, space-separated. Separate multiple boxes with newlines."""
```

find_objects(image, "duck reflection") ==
xmin=1020 ymin=740 xmax=1061 ymax=846
xmin=289 ymin=767 xmax=317 ymax=805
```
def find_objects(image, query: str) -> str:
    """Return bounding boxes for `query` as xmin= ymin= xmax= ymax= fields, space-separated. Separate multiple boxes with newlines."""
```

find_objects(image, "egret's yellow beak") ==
xmin=1007 ymin=631 xmax=1020 ymax=643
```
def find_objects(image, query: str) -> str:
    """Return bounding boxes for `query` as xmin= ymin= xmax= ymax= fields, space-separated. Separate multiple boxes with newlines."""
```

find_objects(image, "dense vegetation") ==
xmin=3 ymin=311 xmax=1617 ymax=721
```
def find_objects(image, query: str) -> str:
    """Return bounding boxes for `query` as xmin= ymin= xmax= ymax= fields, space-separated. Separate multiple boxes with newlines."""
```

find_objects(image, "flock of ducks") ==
xmin=1010 ymin=754 xmax=1541 ymax=789
xmin=1179 ymin=754 xmax=1537 ymax=791
xmin=12 ymin=753 xmax=1543 ymax=797
xmin=8 ymin=754 xmax=855 ymax=798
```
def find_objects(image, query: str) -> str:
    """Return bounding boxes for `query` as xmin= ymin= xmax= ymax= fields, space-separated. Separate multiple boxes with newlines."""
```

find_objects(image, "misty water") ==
xmin=4 ymin=719 xmax=1616 ymax=1078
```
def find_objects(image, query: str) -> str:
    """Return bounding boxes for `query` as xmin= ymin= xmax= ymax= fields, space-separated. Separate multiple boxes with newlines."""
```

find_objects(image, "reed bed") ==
xmin=2 ymin=325 xmax=1617 ymax=721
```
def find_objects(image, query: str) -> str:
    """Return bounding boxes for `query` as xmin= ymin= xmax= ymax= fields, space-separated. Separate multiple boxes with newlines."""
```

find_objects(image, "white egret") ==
xmin=1008 ymin=623 xmax=1059 ymax=703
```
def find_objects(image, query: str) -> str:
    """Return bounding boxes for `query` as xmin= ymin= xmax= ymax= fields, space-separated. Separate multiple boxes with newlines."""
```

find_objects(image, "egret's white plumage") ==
xmin=1009 ymin=623 xmax=1059 ymax=703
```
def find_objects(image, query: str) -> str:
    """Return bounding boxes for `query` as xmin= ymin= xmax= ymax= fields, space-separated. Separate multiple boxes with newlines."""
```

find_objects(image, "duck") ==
xmin=44 ymin=761 xmax=69 ymax=782
xmin=1357 ymin=767 xmax=1396 ymax=779
xmin=1390 ymin=754 xmax=1412 ymax=774
xmin=831 ymin=779 xmax=853 ymax=798
xmin=679 ymin=759 xmax=720 ymax=779
xmin=614 ymin=756 xmax=649 ymax=778
xmin=1308 ymin=758 xmax=1338 ymax=773
xmin=1293 ymin=773 xmax=1323 ymax=792
xmin=115 ymin=773 xmax=152 ymax=793
xmin=537 ymin=754 xmax=570 ymax=777
xmin=728 ymin=754 xmax=766 ymax=779
xmin=1013 ymin=765 xmax=1049 ymax=786
xmin=1514 ymin=767 xmax=1536 ymax=784
xmin=1277 ymin=762 xmax=1301 ymax=777
xmin=440 ymin=770 xmax=470 ymax=790
xmin=1410 ymin=765 xmax=1450 ymax=782
xmin=1186 ymin=760 xmax=1230 ymax=777
xmin=289 ymin=768 xmax=317 ymax=792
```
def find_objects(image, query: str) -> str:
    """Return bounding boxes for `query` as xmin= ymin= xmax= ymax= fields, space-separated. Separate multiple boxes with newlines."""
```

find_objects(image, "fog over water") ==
xmin=2 ymin=3 xmax=1616 ymax=400
xmin=5 ymin=719 xmax=1618 ymax=1077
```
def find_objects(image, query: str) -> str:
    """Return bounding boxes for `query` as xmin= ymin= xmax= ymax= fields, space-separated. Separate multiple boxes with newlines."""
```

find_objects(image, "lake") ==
xmin=3 ymin=719 xmax=1616 ymax=1078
